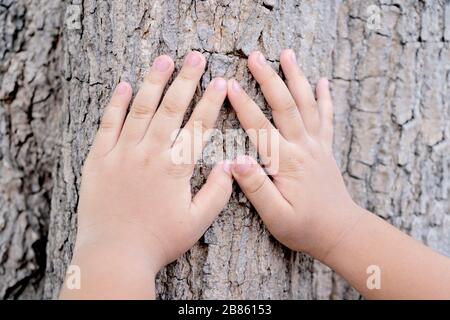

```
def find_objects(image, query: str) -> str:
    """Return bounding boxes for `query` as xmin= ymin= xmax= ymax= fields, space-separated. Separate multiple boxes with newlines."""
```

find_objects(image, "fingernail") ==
xmin=222 ymin=160 xmax=231 ymax=174
xmin=322 ymin=78 xmax=329 ymax=88
xmin=231 ymin=79 xmax=241 ymax=93
xmin=233 ymin=156 xmax=252 ymax=175
xmin=186 ymin=51 xmax=201 ymax=67
xmin=288 ymin=49 xmax=297 ymax=64
xmin=116 ymin=82 xmax=129 ymax=95
xmin=153 ymin=56 xmax=171 ymax=72
xmin=213 ymin=78 xmax=226 ymax=91
xmin=256 ymin=52 xmax=266 ymax=66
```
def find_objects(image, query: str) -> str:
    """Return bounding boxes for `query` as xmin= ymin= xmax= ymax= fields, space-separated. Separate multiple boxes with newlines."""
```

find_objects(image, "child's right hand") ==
xmin=227 ymin=50 xmax=361 ymax=261
xmin=228 ymin=50 xmax=450 ymax=300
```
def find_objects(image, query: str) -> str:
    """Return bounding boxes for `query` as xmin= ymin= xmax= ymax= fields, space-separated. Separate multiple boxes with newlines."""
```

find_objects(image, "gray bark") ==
xmin=1 ymin=0 xmax=449 ymax=299
xmin=0 ymin=0 xmax=62 ymax=298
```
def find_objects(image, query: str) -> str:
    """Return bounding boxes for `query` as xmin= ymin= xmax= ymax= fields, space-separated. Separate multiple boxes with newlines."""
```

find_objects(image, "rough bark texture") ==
xmin=0 ymin=0 xmax=62 ymax=298
xmin=0 ymin=0 xmax=449 ymax=299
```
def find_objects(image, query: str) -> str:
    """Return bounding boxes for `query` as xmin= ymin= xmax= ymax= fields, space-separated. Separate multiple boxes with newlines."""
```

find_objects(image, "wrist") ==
xmin=300 ymin=200 xmax=365 ymax=262
xmin=61 ymin=241 xmax=159 ymax=299
xmin=73 ymin=241 xmax=160 ymax=275
xmin=318 ymin=202 xmax=367 ymax=264
xmin=74 ymin=216 xmax=170 ymax=274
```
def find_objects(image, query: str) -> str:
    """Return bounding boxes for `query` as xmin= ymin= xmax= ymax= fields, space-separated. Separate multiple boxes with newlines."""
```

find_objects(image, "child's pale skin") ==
xmin=60 ymin=50 xmax=450 ymax=300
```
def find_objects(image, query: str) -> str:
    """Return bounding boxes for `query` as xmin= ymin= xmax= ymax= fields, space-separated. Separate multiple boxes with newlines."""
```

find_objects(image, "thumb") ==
xmin=231 ymin=155 xmax=291 ymax=225
xmin=190 ymin=161 xmax=233 ymax=232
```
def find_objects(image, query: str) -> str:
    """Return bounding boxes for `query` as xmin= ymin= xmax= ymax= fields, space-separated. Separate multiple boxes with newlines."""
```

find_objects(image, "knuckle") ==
xmin=178 ymin=70 xmax=197 ymax=82
xmin=259 ymin=69 xmax=279 ymax=88
xmin=246 ymin=175 xmax=266 ymax=195
xmin=283 ymin=102 xmax=299 ymax=117
xmin=130 ymin=103 xmax=152 ymax=120
xmin=149 ymin=126 xmax=169 ymax=143
xmin=164 ymin=161 xmax=192 ymax=178
xmin=144 ymin=73 xmax=163 ymax=86
xmin=99 ymin=120 xmax=115 ymax=131
xmin=281 ymin=156 xmax=303 ymax=174
xmin=161 ymin=98 xmax=184 ymax=118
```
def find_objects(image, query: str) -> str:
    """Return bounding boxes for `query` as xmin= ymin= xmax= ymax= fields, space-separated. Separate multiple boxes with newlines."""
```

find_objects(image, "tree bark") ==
xmin=1 ymin=0 xmax=449 ymax=299
xmin=0 ymin=0 xmax=62 ymax=298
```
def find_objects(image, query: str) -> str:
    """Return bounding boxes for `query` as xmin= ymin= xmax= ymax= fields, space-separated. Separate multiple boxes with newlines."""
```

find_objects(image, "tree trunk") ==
xmin=0 ymin=0 xmax=62 ymax=298
xmin=1 ymin=0 xmax=449 ymax=300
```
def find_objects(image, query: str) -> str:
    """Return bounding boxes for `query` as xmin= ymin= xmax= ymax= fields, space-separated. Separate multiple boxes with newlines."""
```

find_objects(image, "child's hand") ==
xmin=227 ymin=50 xmax=359 ymax=260
xmin=63 ymin=51 xmax=232 ymax=298
xmin=228 ymin=50 xmax=450 ymax=300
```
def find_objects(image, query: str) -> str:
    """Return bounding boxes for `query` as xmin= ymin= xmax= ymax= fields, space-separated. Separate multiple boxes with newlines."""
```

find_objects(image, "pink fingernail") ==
xmin=231 ymin=79 xmax=241 ymax=93
xmin=213 ymin=78 xmax=226 ymax=91
xmin=186 ymin=51 xmax=201 ymax=67
xmin=222 ymin=160 xmax=231 ymax=174
xmin=257 ymin=52 xmax=266 ymax=66
xmin=153 ymin=56 xmax=171 ymax=72
xmin=233 ymin=156 xmax=252 ymax=175
xmin=116 ymin=82 xmax=129 ymax=95
xmin=288 ymin=49 xmax=297 ymax=64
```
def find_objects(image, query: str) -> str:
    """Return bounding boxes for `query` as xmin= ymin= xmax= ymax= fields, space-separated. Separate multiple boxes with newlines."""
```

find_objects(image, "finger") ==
xmin=247 ymin=51 xmax=306 ymax=142
xmin=190 ymin=161 xmax=233 ymax=233
xmin=91 ymin=82 xmax=132 ymax=157
xmin=177 ymin=77 xmax=227 ymax=165
xmin=280 ymin=49 xmax=320 ymax=135
xmin=145 ymin=51 xmax=206 ymax=149
xmin=316 ymin=78 xmax=334 ymax=148
xmin=231 ymin=155 xmax=292 ymax=227
xmin=118 ymin=55 xmax=174 ymax=146
xmin=227 ymin=79 xmax=287 ymax=167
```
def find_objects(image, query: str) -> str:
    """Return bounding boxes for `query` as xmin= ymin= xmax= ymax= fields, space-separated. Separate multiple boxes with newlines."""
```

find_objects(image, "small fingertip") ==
xmin=228 ymin=79 xmax=241 ymax=94
xmin=248 ymin=51 xmax=266 ymax=68
xmin=281 ymin=49 xmax=296 ymax=65
xmin=248 ymin=50 xmax=259 ymax=60
xmin=316 ymin=78 xmax=330 ymax=98
xmin=152 ymin=55 xmax=174 ymax=72
xmin=212 ymin=77 xmax=227 ymax=92
xmin=185 ymin=51 xmax=206 ymax=68
xmin=221 ymin=159 xmax=232 ymax=176
xmin=319 ymin=77 xmax=329 ymax=89
xmin=115 ymin=81 xmax=131 ymax=96
xmin=232 ymin=155 xmax=255 ymax=176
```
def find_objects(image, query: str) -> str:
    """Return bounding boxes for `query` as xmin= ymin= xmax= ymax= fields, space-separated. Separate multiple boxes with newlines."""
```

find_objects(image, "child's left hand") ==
xmin=61 ymin=51 xmax=232 ymax=299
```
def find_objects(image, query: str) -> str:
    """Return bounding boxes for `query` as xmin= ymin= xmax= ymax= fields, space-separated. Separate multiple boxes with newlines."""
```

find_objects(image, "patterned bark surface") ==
xmin=1 ymin=0 xmax=449 ymax=299
xmin=0 ymin=0 xmax=62 ymax=298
